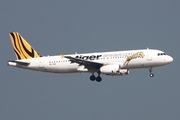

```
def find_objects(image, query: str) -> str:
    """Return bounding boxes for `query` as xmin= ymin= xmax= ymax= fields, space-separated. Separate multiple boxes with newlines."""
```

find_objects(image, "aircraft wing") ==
xmin=65 ymin=56 xmax=103 ymax=70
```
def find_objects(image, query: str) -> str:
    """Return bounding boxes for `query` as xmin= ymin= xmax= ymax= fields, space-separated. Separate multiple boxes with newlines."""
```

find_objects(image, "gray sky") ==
xmin=0 ymin=0 xmax=179 ymax=120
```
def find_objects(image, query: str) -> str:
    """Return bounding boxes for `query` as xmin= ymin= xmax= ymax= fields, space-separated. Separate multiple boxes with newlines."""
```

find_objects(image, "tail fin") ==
xmin=9 ymin=32 xmax=40 ymax=60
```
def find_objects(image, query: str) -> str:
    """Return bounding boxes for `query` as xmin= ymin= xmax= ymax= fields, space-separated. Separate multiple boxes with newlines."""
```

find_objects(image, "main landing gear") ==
xmin=149 ymin=67 xmax=154 ymax=77
xmin=90 ymin=72 xmax=102 ymax=82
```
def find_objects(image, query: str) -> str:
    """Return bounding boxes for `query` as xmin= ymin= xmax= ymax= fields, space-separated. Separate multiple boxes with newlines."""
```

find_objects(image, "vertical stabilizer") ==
xmin=9 ymin=32 xmax=40 ymax=60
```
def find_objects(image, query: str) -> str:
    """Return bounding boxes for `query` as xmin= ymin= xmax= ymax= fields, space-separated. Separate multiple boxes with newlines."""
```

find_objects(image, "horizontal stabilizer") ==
xmin=8 ymin=60 xmax=30 ymax=66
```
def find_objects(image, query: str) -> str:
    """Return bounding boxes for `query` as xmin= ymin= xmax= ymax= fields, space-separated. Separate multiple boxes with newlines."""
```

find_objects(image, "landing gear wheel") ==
xmin=90 ymin=75 xmax=96 ymax=81
xmin=96 ymin=76 xmax=102 ymax=82
xmin=149 ymin=67 xmax=154 ymax=77
xmin=149 ymin=73 xmax=154 ymax=77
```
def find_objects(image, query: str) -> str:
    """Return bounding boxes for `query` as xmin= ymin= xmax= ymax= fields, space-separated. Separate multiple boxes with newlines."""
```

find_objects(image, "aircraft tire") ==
xmin=96 ymin=76 xmax=102 ymax=82
xmin=149 ymin=73 xmax=154 ymax=77
xmin=90 ymin=75 xmax=96 ymax=81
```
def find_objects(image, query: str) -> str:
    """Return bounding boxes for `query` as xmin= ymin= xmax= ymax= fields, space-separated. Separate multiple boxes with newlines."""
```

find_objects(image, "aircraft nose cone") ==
xmin=167 ymin=56 xmax=173 ymax=63
xmin=169 ymin=56 xmax=173 ymax=62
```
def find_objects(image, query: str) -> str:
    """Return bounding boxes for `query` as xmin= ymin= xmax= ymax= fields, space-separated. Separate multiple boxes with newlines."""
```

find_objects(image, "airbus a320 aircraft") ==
xmin=8 ymin=32 xmax=173 ymax=82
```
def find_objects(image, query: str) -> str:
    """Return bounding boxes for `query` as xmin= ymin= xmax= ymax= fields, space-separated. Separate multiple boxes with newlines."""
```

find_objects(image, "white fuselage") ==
xmin=8 ymin=49 xmax=173 ymax=74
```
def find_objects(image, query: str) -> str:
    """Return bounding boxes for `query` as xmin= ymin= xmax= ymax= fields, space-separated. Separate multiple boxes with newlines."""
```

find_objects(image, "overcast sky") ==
xmin=0 ymin=0 xmax=179 ymax=120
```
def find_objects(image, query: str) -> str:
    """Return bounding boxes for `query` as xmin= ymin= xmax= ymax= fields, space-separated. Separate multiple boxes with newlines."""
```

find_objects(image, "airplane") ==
xmin=8 ymin=32 xmax=173 ymax=82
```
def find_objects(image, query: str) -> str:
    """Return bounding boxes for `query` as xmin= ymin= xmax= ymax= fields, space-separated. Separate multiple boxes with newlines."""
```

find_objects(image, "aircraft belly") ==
xmin=68 ymin=64 xmax=79 ymax=72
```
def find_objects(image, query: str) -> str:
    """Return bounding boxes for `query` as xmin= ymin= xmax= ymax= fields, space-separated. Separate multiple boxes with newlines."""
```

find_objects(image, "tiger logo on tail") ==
xmin=9 ymin=32 xmax=40 ymax=60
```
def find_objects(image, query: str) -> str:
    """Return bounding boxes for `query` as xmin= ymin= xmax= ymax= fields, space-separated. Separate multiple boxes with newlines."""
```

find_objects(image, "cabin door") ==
xmin=39 ymin=58 xmax=44 ymax=68
xmin=147 ymin=49 xmax=152 ymax=61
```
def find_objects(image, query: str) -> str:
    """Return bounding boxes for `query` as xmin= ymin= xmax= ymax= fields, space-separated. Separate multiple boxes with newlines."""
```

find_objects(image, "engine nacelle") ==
xmin=100 ymin=64 xmax=129 ymax=76
xmin=100 ymin=64 xmax=119 ymax=74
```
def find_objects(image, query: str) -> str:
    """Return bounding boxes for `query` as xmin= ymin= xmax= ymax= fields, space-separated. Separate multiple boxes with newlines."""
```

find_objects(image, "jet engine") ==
xmin=100 ymin=64 xmax=129 ymax=76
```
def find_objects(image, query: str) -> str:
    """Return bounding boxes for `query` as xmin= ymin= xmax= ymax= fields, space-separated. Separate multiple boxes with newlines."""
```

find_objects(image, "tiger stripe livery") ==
xmin=9 ymin=32 xmax=40 ymax=60
xmin=7 ymin=32 xmax=173 ymax=81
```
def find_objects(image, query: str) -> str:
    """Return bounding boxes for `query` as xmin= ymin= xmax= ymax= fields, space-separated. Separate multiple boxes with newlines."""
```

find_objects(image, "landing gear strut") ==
xmin=96 ymin=72 xmax=102 ymax=82
xmin=149 ymin=67 xmax=154 ymax=77
xmin=90 ymin=72 xmax=102 ymax=82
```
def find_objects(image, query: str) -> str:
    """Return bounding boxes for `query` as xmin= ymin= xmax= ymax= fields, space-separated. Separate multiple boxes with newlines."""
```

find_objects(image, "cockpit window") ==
xmin=158 ymin=53 xmax=166 ymax=56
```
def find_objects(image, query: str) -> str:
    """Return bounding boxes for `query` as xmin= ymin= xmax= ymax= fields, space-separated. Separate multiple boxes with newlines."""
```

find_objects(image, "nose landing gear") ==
xmin=149 ymin=67 xmax=154 ymax=77
xmin=149 ymin=73 xmax=154 ymax=77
